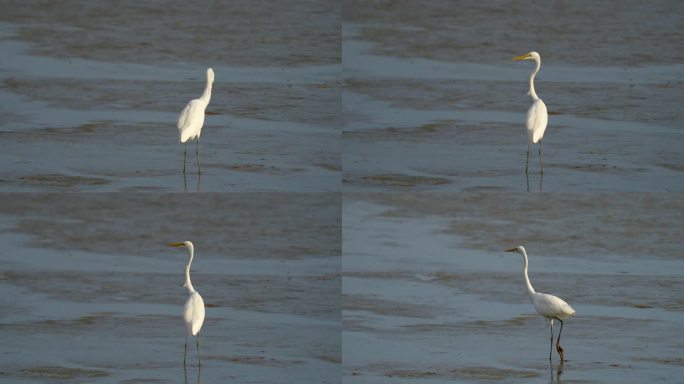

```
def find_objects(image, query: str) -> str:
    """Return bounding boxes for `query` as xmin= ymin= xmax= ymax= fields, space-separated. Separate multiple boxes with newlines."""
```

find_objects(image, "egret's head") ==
xmin=512 ymin=51 xmax=540 ymax=62
xmin=505 ymin=245 xmax=526 ymax=254
xmin=167 ymin=241 xmax=194 ymax=254
xmin=206 ymin=68 xmax=215 ymax=83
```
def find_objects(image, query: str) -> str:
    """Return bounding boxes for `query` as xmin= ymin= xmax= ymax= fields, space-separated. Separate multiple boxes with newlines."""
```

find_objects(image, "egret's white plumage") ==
xmin=177 ymin=68 xmax=214 ymax=174
xmin=184 ymin=291 xmax=205 ymax=337
xmin=506 ymin=246 xmax=576 ymax=363
xmin=168 ymin=241 xmax=205 ymax=367
xmin=513 ymin=52 xmax=548 ymax=174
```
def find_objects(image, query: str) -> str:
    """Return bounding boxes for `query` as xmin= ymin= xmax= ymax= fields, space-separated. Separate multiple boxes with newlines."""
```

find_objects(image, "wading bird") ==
xmin=505 ymin=246 xmax=576 ymax=363
xmin=168 ymin=241 xmax=206 ymax=367
xmin=512 ymin=52 xmax=548 ymax=174
xmin=177 ymin=68 xmax=214 ymax=174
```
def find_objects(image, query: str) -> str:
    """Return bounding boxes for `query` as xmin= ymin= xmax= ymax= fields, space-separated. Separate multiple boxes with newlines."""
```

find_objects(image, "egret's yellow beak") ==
xmin=167 ymin=242 xmax=185 ymax=247
xmin=505 ymin=248 xmax=517 ymax=252
xmin=512 ymin=53 xmax=531 ymax=61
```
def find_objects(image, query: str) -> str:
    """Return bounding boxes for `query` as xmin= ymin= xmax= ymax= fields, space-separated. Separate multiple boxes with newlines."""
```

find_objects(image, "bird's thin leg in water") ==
xmin=196 ymin=171 xmax=201 ymax=193
xmin=196 ymin=333 xmax=201 ymax=367
xmin=549 ymin=319 xmax=554 ymax=363
xmin=196 ymin=139 xmax=201 ymax=174
xmin=184 ymin=334 xmax=188 ymax=367
xmin=539 ymin=140 xmax=544 ymax=174
xmin=183 ymin=143 xmax=188 ymax=174
xmin=556 ymin=319 xmax=565 ymax=362
xmin=526 ymin=142 xmax=530 ymax=174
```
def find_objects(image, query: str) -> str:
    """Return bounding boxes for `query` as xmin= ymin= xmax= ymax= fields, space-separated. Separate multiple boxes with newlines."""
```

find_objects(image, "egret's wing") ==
xmin=183 ymin=295 xmax=195 ymax=323
xmin=177 ymin=101 xmax=192 ymax=130
xmin=526 ymin=99 xmax=548 ymax=143
xmin=192 ymin=294 xmax=205 ymax=334
xmin=177 ymin=99 xmax=205 ymax=130
xmin=533 ymin=292 xmax=575 ymax=318
xmin=183 ymin=292 xmax=206 ymax=335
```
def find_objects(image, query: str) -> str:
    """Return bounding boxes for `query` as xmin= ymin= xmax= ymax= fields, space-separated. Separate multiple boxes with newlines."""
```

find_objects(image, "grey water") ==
xmin=1 ymin=1 xmax=683 ymax=383
xmin=0 ymin=0 xmax=341 ymax=192
xmin=342 ymin=0 xmax=684 ymax=192
xmin=0 ymin=194 xmax=341 ymax=383
xmin=343 ymin=193 xmax=684 ymax=383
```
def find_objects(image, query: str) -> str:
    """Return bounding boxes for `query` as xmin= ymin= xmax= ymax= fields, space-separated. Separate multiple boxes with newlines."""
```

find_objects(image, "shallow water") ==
xmin=1 ymin=1 xmax=683 ymax=383
xmin=342 ymin=193 xmax=684 ymax=383
xmin=341 ymin=0 xmax=684 ymax=192
xmin=343 ymin=0 xmax=683 ymax=67
xmin=0 ymin=194 xmax=341 ymax=383
xmin=0 ymin=0 xmax=341 ymax=192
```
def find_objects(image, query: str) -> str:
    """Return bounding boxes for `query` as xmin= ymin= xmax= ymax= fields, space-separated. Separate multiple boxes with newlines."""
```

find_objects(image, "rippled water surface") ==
xmin=342 ymin=0 xmax=684 ymax=192
xmin=0 ymin=1 xmax=341 ymax=192
xmin=0 ymin=194 xmax=341 ymax=383
xmin=1 ymin=1 xmax=683 ymax=383
xmin=343 ymin=193 xmax=684 ymax=383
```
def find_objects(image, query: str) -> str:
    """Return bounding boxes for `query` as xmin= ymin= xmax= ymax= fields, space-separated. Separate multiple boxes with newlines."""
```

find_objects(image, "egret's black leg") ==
xmin=526 ymin=142 xmax=530 ymax=174
xmin=556 ymin=319 xmax=565 ymax=362
xmin=196 ymin=171 xmax=201 ymax=193
xmin=539 ymin=140 xmax=544 ymax=174
xmin=196 ymin=333 xmax=201 ymax=367
xmin=549 ymin=319 xmax=554 ymax=363
xmin=183 ymin=142 xmax=188 ymax=174
xmin=196 ymin=139 xmax=201 ymax=174
xmin=184 ymin=334 xmax=188 ymax=367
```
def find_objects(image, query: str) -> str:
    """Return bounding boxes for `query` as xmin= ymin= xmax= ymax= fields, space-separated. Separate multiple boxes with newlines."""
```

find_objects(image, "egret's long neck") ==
xmin=521 ymin=249 xmax=536 ymax=296
xmin=185 ymin=245 xmax=196 ymax=293
xmin=528 ymin=58 xmax=541 ymax=101
xmin=199 ymin=78 xmax=213 ymax=104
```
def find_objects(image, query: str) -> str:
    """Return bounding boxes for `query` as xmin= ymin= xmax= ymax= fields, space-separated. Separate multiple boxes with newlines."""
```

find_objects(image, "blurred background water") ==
xmin=0 ymin=1 xmax=341 ymax=192
xmin=0 ymin=194 xmax=340 ymax=383
xmin=1 ymin=1 xmax=683 ymax=383
xmin=342 ymin=0 xmax=684 ymax=192
xmin=343 ymin=192 xmax=684 ymax=383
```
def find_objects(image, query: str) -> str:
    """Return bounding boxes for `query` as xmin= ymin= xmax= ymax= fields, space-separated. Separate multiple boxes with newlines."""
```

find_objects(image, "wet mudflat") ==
xmin=0 ymin=1 xmax=340 ymax=192
xmin=342 ymin=193 xmax=684 ymax=383
xmin=0 ymin=194 xmax=341 ymax=383
xmin=342 ymin=0 xmax=684 ymax=192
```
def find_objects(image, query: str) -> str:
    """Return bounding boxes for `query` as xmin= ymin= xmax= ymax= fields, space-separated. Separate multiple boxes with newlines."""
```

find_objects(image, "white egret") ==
xmin=168 ymin=241 xmax=206 ymax=367
xmin=505 ymin=246 xmax=576 ymax=363
xmin=177 ymin=68 xmax=215 ymax=174
xmin=512 ymin=52 xmax=548 ymax=174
